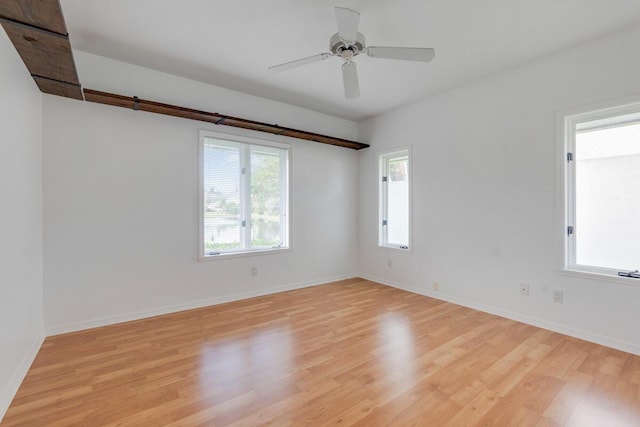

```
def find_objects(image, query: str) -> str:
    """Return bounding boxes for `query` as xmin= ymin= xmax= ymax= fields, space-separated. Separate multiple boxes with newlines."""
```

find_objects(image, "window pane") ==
xmin=387 ymin=156 xmax=409 ymax=246
xmin=575 ymin=121 xmax=640 ymax=270
xmin=200 ymin=132 xmax=290 ymax=258
xmin=250 ymin=146 xmax=282 ymax=248
xmin=203 ymin=139 xmax=241 ymax=252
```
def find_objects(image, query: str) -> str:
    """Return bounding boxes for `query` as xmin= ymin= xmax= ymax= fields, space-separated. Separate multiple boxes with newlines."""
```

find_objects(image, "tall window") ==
xmin=379 ymin=148 xmax=411 ymax=250
xmin=199 ymin=131 xmax=290 ymax=258
xmin=564 ymin=102 xmax=640 ymax=278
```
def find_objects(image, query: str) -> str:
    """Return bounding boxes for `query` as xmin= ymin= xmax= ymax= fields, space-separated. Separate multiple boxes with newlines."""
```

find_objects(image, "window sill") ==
xmin=378 ymin=245 xmax=413 ymax=254
xmin=199 ymin=247 xmax=291 ymax=262
xmin=557 ymin=268 xmax=640 ymax=287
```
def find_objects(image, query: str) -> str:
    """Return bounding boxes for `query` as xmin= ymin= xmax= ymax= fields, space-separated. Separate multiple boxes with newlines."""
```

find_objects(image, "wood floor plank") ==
xmin=3 ymin=278 xmax=640 ymax=426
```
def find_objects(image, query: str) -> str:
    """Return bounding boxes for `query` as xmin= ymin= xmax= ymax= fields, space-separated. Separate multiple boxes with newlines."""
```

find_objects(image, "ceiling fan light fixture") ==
xmin=341 ymin=49 xmax=354 ymax=61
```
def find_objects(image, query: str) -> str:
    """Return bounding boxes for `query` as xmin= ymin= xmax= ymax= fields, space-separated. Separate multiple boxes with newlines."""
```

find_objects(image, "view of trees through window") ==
xmin=202 ymin=137 xmax=288 ymax=255
xmin=251 ymin=148 xmax=283 ymax=248
xmin=204 ymin=143 xmax=241 ymax=252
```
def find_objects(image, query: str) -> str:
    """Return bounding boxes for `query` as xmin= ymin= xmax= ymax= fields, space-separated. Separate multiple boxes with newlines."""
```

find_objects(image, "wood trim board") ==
xmin=84 ymin=89 xmax=368 ymax=150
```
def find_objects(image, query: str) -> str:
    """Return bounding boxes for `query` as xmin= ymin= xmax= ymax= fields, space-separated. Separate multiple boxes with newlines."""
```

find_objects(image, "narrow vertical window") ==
xmin=199 ymin=131 xmax=290 ymax=259
xmin=379 ymin=148 xmax=411 ymax=250
xmin=564 ymin=102 xmax=640 ymax=277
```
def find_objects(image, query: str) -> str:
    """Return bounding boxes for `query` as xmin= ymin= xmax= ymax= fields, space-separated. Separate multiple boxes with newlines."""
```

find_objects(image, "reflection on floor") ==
xmin=3 ymin=278 xmax=640 ymax=426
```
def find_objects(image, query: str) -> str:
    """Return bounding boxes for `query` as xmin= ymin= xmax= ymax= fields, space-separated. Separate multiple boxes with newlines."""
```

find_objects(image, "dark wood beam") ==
xmin=84 ymin=89 xmax=368 ymax=150
xmin=0 ymin=0 xmax=82 ymax=100
xmin=1 ymin=20 xmax=79 ymax=84
xmin=0 ymin=0 xmax=67 ymax=35
xmin=33 ymin=76 xmax=83 ymax=100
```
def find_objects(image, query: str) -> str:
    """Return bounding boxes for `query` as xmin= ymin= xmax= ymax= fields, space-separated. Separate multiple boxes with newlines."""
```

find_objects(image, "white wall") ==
xmin=74 ymin=51 xmax=357 ymax=142
xmin=358 ymin=24 xmax=640 ymax=354
xmin=43 ymin=55 xmax=359 ymax=333
xmin=0 ymin=31 xmax=44 ymax=420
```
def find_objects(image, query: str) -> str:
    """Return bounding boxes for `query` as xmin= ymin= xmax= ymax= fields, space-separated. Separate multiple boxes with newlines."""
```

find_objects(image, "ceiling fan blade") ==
xmin=268 ymin=53 xmax=331 ymax=72
xmin=335 ymin=7 xmax=360 ymax=42
xmin=342 ymin=61 xmax=360 ymax=99
xmin=365 ymin=46 xmax=435 ymax=62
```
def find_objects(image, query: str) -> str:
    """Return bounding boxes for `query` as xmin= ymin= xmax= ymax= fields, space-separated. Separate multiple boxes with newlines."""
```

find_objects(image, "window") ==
xmin=564 ymin=101 xmax=640 ymax=278
xmin=379 ymin=148 xmax=411 ymax=250
xmin=199 ymin=131 xmax=290 ymax=259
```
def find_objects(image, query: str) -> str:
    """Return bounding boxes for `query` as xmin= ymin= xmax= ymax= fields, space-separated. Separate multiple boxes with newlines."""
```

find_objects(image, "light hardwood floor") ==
xmin=3 ymin=278 xmax=640 ymax=426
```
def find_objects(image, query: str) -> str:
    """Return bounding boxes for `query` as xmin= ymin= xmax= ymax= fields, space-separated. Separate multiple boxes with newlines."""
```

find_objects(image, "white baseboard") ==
xmin=0 ymin=332 xmax=45 ymax=423
xmin=359 ymin=273 xmax=640 ymax=356
xmin=46 ymin=273 xmax=357 ymax=336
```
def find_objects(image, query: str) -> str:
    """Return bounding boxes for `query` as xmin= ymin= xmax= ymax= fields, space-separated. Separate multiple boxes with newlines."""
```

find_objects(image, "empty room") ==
xmin=2 ymin=0 xmax=640 ymax=425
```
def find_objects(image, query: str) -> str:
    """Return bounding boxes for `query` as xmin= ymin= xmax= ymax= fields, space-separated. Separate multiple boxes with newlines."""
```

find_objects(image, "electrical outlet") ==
xmin=387 ymin=259 xmax=392 ymax=268
xmin=553 ymin=290 xmax=563 ymax=303
xmin=432 ymin=282 xmax=440 ymax=291
xmin=251 ymin=267 xmax=258 ymax=276
xmin=520 ymin=283 xmax=529 ymax=296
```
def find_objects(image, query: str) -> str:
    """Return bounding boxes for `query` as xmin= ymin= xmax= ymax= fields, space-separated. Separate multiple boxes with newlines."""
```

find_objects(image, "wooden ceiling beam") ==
xmin=0 ymin=0 xmax=82 ymax=100
xmin=33 ymin=76 xmax=82 ymax=100
xmin=0 ymin=0 xmax=67 ymax=35
xmin=84 ymin=89 xmax=368 ymax=150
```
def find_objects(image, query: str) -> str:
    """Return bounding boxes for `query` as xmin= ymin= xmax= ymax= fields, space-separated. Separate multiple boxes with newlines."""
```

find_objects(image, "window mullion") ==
xmin=240 ymin=145 xmax=251 ymax=250
xmin=382 ymin=157 xmax=389 ymax=245
xmin=280 ymin=150 xmax=287 ymax=247
xmin=566 ymin=119 xmax=576 ymax=268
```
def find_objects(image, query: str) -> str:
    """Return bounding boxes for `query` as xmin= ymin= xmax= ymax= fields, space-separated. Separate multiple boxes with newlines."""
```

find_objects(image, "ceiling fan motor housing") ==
xmin=330 ymin=32 xmax=365 ymax=58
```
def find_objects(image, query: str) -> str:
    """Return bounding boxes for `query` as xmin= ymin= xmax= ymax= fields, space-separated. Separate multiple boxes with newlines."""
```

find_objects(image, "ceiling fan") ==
xmin=268 ymin=7 xmax=435 ymax=100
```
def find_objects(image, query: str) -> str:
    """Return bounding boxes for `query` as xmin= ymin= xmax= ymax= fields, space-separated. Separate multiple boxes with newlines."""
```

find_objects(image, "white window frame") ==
xmin=378 ymin=146 xmax=412 ymax=252
xmin=198 ymin=129 xmax=291 ymax=260
xmin=561 ymin=98 xmax=640 ymax=279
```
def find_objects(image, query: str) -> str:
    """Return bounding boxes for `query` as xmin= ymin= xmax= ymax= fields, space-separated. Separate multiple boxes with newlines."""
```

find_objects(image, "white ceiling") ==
xmin=60 ymin=0 xmax=640 ymax=121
